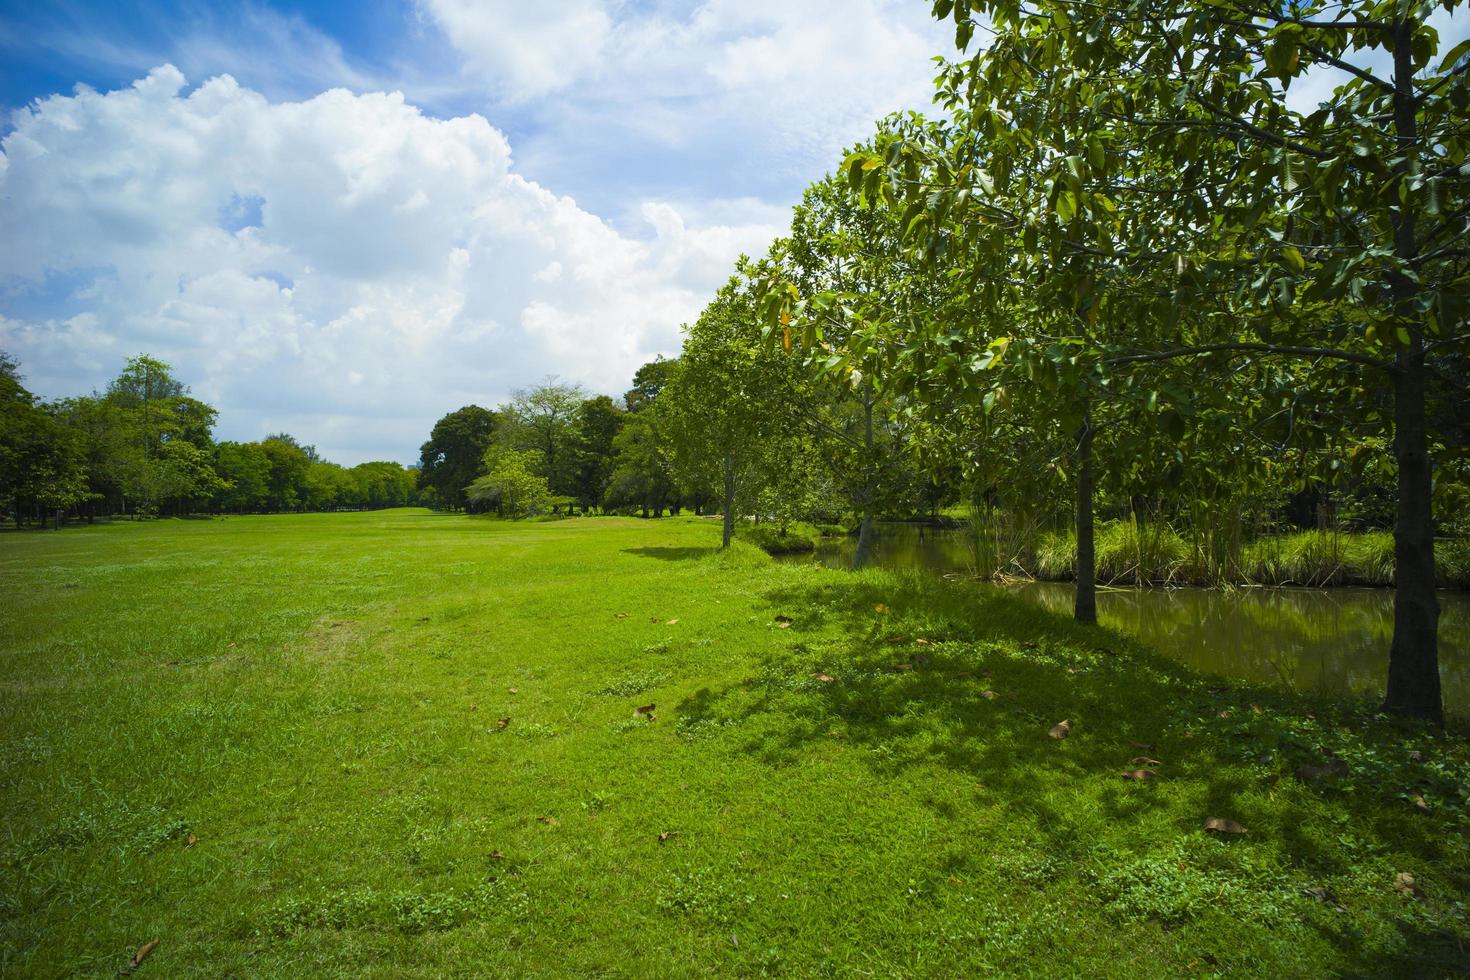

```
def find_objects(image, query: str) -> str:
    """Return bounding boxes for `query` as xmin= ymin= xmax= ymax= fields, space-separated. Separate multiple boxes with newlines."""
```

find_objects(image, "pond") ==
xmin=782 ymin=523 xmax=1470 ymax=718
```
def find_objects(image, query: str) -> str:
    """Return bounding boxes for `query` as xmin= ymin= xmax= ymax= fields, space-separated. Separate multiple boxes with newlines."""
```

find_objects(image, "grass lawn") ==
xmin=2 ymin=509 xmax=1468 ymax=977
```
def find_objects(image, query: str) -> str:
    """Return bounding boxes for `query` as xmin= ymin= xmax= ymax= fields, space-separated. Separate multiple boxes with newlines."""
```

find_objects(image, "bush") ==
xmin=741 ymin=523 xmax=818 ymax=555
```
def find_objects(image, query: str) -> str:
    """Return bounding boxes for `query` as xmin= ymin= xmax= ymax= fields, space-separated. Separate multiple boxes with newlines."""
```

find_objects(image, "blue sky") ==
xmin=0 ymin=0 xmax=953 ymax=462
xmin=4 ymin=2 xmax=1462 ymax=465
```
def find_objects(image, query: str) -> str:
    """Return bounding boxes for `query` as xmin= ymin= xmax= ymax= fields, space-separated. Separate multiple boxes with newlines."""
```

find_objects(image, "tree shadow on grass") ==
xmin=623 ymin=546 xmax=722 ymax=561
xmin=677 ymin=571 xmax=1460 ymax=887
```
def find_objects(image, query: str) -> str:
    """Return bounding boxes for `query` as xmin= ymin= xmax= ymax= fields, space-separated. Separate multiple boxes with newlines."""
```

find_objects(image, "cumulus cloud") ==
xmin=423 ymin=0 xmax=953 ymax=214
xmin=0 ymin=67 xmax=782 ymax=463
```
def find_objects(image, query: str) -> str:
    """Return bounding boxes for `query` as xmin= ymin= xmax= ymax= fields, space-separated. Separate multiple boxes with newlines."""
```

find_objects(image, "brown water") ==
xmin=785 ymin=524 xmax=1470 ymax=717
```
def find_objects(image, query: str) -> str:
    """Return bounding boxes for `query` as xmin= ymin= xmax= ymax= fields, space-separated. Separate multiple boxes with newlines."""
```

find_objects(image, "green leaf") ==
xmin=1281 ymin=245 xmax=1305 ymax=273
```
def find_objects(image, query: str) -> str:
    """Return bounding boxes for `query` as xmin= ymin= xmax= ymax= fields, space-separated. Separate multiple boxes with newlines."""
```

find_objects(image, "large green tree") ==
xmin=418 ymin=406 xmax=497 ymax=511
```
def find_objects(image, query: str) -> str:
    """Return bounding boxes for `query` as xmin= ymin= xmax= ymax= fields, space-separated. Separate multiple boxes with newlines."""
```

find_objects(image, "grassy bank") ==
xmin=2 ymin=510 xmax=1468 ymax=976
xmin=1030 ymin=522 xmax=1470 ymax=589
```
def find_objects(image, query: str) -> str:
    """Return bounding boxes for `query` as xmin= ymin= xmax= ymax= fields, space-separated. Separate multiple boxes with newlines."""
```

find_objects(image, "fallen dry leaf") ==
xmin=658 ymin=831 xmax=677 ymax=843
xmin=1121 ymin=769 xmax=1155 ymax=781
xmin=185 ymin=833 xmax=197 ymax=847
xmin=491 ymin=850 xmax=506 ymax=860
xmin=614 ymin=612 xmax=630 ymax=619
xmin=981 ymin=690 xmax=997 ymax=700
xmin=1203 ymin=817 xmax=1247 ymax=835
xmin=873 ymin=603 xmax=890 ymax=614
xmin=774 ymin=615 xmax=793 ymax=628
xmin=1048 ymin=719 xmax=1072 ymax=739
xmin=1217 ymin=709 xmax=1234 ymax=719
xmin=915 ymin=638 xmax=932 ymax=645
xmin=666 ymin=618 xmax=679 ymax=625
xmin=538 ymin=815 xmax=560 ymax=826
xmin=496 ymin=717 xmax=510 ymax=730
xmin=634 ymin=703 xmax=656 ymax=717
xmin=508 ymin=687 xmax=519 ymax=694
xmin=893 ymin=663 xmax=914 ymax=672
xmin=812 ymin=673 xmax=835 ymax=683
xmin=1131 ymin=757 xmax=1162 ymax=767
xmin=1413 ymin=795 xmax=1431 ymax=814
xmin=129 ymin=939 xmax=159 ymax=970
xmin=1407 ymin=749 xmax=1423 ymax=762
xmin=469 ymin=703 xmax=479 ymax=711
xmin=1395 ymin=872 xmax=1423 ymax=898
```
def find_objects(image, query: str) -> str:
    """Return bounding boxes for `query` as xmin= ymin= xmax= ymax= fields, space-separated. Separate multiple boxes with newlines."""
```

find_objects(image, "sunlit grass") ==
xmin=1 ymin=510 xmax=1467 ymax=975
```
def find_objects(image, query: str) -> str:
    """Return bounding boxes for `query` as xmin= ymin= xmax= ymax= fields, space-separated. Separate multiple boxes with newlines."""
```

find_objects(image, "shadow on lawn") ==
xmin=623 ymin=546 xmax=722 ymax=561
xmin=676 ymin=571 xmax=1453 ymax=881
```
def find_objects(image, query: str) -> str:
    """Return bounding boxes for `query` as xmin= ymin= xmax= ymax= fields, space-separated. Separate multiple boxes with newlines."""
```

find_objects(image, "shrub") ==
xmin=741 ymin=523 xmax=818 ymax=555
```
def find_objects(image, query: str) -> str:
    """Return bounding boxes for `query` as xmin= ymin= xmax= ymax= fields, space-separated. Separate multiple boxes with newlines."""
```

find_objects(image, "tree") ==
xmin=465 ymin=448 xmax=552 ymax=518
xmin=214 ymin=442 xmax=271 ymax=512
xmin=501 ymin=379 xmax=587 ymax=503
xmin=624 ymin=358 xmax=678 ymax=414
xmin=418 ymin=406 xmax=497 ymax=510
xmin=570 ymin=395 xmax=624 ymax=512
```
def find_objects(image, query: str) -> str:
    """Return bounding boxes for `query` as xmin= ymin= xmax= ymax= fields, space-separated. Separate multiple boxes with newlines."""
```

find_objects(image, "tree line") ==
xmin=1 ymin=353 xmax=416 ymax=525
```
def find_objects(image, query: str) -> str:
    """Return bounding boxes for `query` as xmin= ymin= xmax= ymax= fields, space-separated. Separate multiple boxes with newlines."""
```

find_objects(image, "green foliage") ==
xmin=466 ymin=448 xmax=553 ymax=519
xmin=740 ymin=522 xmax=818 ymax=555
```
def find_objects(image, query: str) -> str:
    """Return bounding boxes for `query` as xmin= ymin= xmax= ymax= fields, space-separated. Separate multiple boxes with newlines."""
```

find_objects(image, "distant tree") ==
xmin=214 ymin=441 xmax=271 ymax=512
xmin=1 ymin=354 xmax=90 ymax=527
xmin=418 ymin=406 xmax=497 ymax=510
xmin=570 ymin=395 xmax=624 ymax=511
xmin=623 ymin=358 xmax=678 ymax=413
xmin=501 ymin=380 xmax=586 ymax=502
xmin=465 ymin=448 xmax=552 ymax=518
xmin=604 ymin=404 xmax=677 ymax=517
xmin=260 ymin=436 xmax=311 ymax=511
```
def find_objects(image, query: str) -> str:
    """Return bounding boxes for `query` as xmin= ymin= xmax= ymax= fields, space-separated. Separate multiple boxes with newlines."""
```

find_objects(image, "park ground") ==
xmin=2 ymin=509 xmax=1468 ymax=977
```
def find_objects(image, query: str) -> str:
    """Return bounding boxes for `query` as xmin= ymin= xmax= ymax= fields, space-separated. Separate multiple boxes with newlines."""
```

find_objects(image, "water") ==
xmin=784 ymin=523 xmax=1470 ymax=716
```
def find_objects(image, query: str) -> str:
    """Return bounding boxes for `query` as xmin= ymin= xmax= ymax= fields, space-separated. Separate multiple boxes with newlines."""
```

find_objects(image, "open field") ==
xmin=2 ymin=510 xmax=1468 ymax=977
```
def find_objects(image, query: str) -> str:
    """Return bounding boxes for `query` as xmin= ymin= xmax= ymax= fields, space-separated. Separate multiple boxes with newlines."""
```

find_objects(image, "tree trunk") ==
xmin=854 ymin=509 xmax=875 ymax=569
xmin=1380 ymin=17 xmax=1442 ymax=726
xmin=1074 ymin=412 xmax=1097 ymax=624
xmin=721 ymin=451 xmax=735 ymax=549
xmin=1382 ymin=347 xmax=1442 ymax=723
xmin=853 ymin=380 xmax=877 ymax=570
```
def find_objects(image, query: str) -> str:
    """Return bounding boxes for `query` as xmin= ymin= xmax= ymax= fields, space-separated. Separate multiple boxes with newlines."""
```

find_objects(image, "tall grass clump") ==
xmin=1031 ymin=520 xmax=1190 ymax=585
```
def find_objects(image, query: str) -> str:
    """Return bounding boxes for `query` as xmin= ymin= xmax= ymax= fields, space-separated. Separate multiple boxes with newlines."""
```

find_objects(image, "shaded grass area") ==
xmin=1 ymin=509 xmax=1467 ymax=976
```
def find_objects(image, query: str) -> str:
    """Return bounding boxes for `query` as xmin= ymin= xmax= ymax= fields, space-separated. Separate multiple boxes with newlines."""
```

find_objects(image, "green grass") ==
xmin=1033 ymin=522 xmax=1469 ymax=588
xmin=2 ymin=510 xmax=1468 ymax=976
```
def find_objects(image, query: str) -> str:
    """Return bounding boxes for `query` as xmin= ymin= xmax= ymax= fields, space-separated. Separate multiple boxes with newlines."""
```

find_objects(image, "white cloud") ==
xmin=419 ymin=0 xmax=613 ymax=100
xmin=0 ymin=66 xmax=782 ymax=463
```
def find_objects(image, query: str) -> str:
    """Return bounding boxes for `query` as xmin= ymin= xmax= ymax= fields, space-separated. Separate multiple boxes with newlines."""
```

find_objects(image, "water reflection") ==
xmin=785 ymin=524 xmax=1469 ymax=717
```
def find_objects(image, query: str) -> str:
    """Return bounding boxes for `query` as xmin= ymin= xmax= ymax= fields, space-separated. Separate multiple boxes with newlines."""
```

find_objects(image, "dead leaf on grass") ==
xmin=774 ymin=615 xmax=794 ymax=628
xmin=185 ymin=833 xmax=197 ymax=847
xmin=873 ymin=603 xmax=890 ymax=614
xmin=812 ymin=673 xmax=835 ymax=683
xmin=634 ymin=703 xmax=656 ymax=717
xmin=915 ymin=638 xmax=932 ymax=645
xmin=1395 ymin=872 xmax=1423 ymax=898
xmin=496 ymin=717 xmax=511 ymax=730
xmin=127 ymin=939 xmax=159 ymax=971
xmin=1413 ymin=795 xmax=1431 ymax=813
xmin=658 ymin=831 xmax=677 ymax=843
xmin=614 ymin=613 xmax=630 ymax=619
xmin=1217 ymin=709 xmax=1234 ymax=719
xmin=665 ymin=618 xmax=679 ymax=626
xmin=538 ymin=816 xmax=560 ymax=827
xmin=1131 ymin=757 xmax=1162 ymax=767
xmin=491 ymin=850 xmax=506 ymax=860
xmin=1048 ymin=719 xmax=1072 ymax=739
xmin=893 ymin=663 xmax=914 ymax=672
xmin=1203 ymin=817 xmax=1247 ymax=835
xmin=1121 ymin=769 xmax=1155 ymax=781
xmin=1407 ymin=749 xmax=1423 ymax=762
xmin=981 ymin=690 xmax=997 ymax=700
